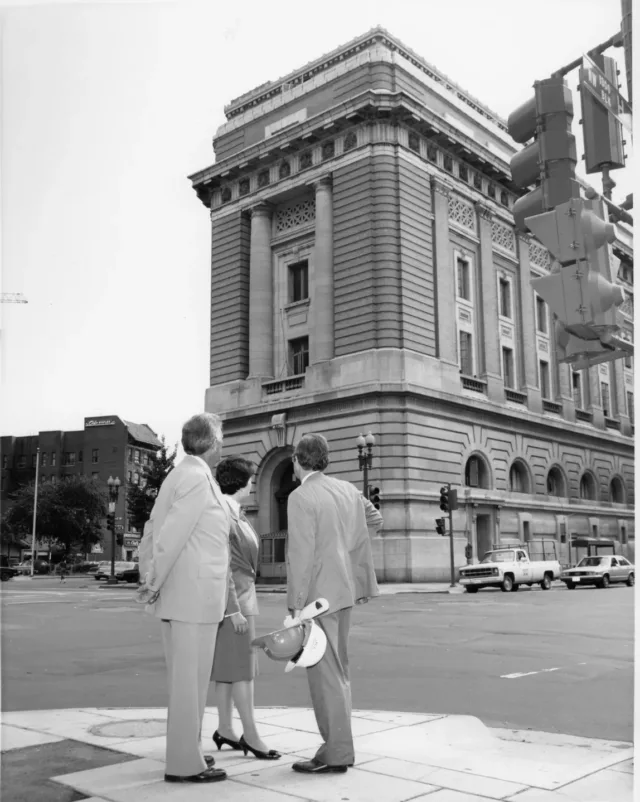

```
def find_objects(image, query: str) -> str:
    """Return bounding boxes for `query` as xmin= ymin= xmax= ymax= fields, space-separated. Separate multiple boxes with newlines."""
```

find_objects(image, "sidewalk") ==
xmin=256 ymin=581 xmax=567 ymax=595
xmin=1 ymin=706 xmax=632 ymax=801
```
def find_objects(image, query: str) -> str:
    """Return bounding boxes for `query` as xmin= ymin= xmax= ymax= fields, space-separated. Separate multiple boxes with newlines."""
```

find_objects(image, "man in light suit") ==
xmin=143 ymin=412 xmax=240 ymax=784
xmin=287 ymin=433 xmax=383 ymax=774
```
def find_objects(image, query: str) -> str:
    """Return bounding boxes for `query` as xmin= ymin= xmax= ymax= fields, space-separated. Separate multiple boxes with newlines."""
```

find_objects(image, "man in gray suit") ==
xmin=143 ymin=412 xmax=240 ymax=784
xmin=287 ymin=433 xmax=383 ymax=774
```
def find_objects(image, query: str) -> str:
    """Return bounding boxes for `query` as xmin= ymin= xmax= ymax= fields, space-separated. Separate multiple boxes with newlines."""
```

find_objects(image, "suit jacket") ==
xmin=147 ymin=455 xmax=232 ymax=624
xmin=286 ymin=472 xmax=382 ymax=615
xmin=225 ymin=505 xmax=260 ymax=617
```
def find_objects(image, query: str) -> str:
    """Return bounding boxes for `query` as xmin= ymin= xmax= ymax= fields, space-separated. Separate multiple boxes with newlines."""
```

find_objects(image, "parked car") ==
xmin=13 ymin=559 xmax=51 ymax=575
xmin=70 ymin=561 xmax=101 ymax=574
xmin=116 ymin=564 xmax=140 ymax=584
xmin=0 ymin=556 xmax=20 ymax=582
xmin=95 ymin=561 xmax=137 ymax=582
xmin=561 ymin=555 xmax=635 ymax=589
xmin=459 ymin=547 xmax=562 ymax=593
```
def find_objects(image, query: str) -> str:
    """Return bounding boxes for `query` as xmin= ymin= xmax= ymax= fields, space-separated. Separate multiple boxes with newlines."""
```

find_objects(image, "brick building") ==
xmin=189 ymin=27 xmax=634 ymax=582
xmin=1 ymin=415 xmax=162 ymax=561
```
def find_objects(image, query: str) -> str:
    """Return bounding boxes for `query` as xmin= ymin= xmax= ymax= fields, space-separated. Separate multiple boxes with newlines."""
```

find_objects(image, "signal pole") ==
xmin=447 ymin=483 xmax=455 ymax=588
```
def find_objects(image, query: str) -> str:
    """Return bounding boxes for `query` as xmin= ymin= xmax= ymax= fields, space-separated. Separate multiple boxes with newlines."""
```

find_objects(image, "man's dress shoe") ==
xmin=292 ymin=758 xmax=348 ymax=774
xmin=164 ymin=766 xmax=227 ymax=783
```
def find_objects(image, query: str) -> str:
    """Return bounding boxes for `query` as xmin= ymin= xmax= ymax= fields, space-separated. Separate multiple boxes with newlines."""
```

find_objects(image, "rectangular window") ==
xmin=51 ymin=452 xmax=56 ymax=466
xmin=289 ymin=260 xmax=309 ymax=303
xmin=627 ymin=391 xmax=634 ymax=424
xmin=42 ymin=453 xmax=48 ymax=467
xmin=17 ymin=456 xmax=26 ymax=469
xmin=459 ymin=330 xmax=473 ymax=375
xmin=2 ymin=455 xmax=7 ymax=470
xmin=51 ymin=476 xmax=57 ymax=485
xmin=134 ymin=449 xmax=140 ymax=464
xmin=133 ymin=472 xmax=139 ymax=485
xmin=499 ymin=278 xmax=512 ymax=318
xmin=601 ymin=382 xmax=611 ymax=417
xmin=62 ymin=452 xmax=76 ymax=467
xmin=128 ymin=447 xmax=133 ymax=462
xmin=92 ymin=449 xmax=99 ymax=464
xmin=289 ymin=337 xmax=309 ymax=376
xmin=78 ymin=451 xmax=83 ymax=463
xmin=539 ymin=360 xmax=550 ymax=399
xmin=92 ymin=472 xmax=99 ymax=479
xmin=502 ymin=347 xmax=514 ymax=388
xmin=536 ymin=296 xmax=547 ymax=334
xmin=127 ymin=470 xmax=132 ymax=482
xmin=143 ymin=453 xmax=148 ymax=466
xmin=572 ymin=372 xmax=583 ymax=409
xmin=624 ymin=355 xmax=633 ymax=369
xmin=456 ymin=258 xmax=470 ymax=300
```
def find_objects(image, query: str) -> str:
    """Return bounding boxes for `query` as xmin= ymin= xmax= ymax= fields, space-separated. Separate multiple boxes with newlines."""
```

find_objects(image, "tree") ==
xmin=1 ymin=475 xmax=108 ymax=556
xmin=127 ymin=437 xmax=177 ymax=531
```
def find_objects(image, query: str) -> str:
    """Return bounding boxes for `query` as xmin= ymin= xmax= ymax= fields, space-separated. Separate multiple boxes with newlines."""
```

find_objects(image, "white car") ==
xmin=459 ymin=547 xmax=562 ymax=593
xmin=561 ymin=555 xmax=635 ymax=589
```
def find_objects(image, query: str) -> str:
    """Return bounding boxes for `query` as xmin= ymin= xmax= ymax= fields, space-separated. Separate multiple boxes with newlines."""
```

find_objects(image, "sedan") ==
xmin=94 ymin=561 xmax=134 ymax=581
xmin=116 ymin=564 xmax=140 ymax=584
xmin=561 ymin=555 xmax=635 ymax=589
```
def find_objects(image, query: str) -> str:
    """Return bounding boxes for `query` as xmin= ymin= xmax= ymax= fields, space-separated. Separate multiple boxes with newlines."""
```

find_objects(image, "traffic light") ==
xmin=435 ymin=518 xmax=446 ymax=536
xmin=528 ymin=197 xmax=629 ymax=368
xmin=579 ymin=54 xmax=625 ymax=174
xmin=106 ymin=513 xmax=115 ymax=531
xmin=508 ymin=77 xmax=580 ymax=231
xmin=368 ymin=486 xmax=381 ymax=510
xmin=439 ymin=486 xmax=458 ymax=513
xmin=116 ymin=534 xmax=124 ymax=547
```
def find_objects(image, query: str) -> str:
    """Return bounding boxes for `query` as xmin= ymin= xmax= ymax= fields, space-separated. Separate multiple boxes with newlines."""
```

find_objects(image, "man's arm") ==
xmin=148 ymin=473 xmax=210 ymax=592
xmin=286 ymin=491 xmax=316 ymax=613
xmin=361 ymin=496 xmax=383 ymax=532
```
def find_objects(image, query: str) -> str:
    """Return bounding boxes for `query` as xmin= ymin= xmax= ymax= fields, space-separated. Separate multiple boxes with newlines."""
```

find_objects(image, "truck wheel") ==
xmin=0 ymin=572 xmax=10 ymax=582
xmin=540 ymin=574 xmax=552 ymax=591
xmin=600 ymin=574 xmax=610 ymax=589
xmin=510 ymin=584 xmax=519 ymax=592
xmin=627 ymin=573 xmax=635 ymax=587
xmin=565 ymin=581 xmax=575 ymax=590
xmin=501 ymin=575 xmax=514 ymax=593
xmin=466 ymin=586 xmax=479 ymax=594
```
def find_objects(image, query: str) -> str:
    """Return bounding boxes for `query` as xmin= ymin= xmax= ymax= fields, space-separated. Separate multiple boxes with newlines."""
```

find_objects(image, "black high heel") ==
xmin=212 ymin=730 xmax=242 ymax=751
xmin=239 ymin=735 xmax=281 ymax=760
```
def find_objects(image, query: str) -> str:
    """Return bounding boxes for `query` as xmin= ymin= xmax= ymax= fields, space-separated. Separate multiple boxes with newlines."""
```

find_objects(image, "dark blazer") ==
xmin=225 ymin=505 xmax=260 ymax=617
xmin=286 ymin=472 xmax=382 ymax=615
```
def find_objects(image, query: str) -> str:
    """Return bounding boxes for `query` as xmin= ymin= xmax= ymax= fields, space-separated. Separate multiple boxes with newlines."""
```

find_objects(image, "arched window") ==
xmin=609 ymin=477 xmax=625 ymax=504
xmin=465 ymin=455 xmax=490 ymax=489
xmin=579 ymin=472 xmax=597 ymax=501
xmin=546 ymin=466 xmax=566 ymax=497
xmin=509 ymin=461 xmax=530 ymax=493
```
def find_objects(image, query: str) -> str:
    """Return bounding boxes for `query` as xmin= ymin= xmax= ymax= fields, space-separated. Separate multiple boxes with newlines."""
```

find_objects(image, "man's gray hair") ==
xmin=181 ymin=413 xmax=223 ymax=456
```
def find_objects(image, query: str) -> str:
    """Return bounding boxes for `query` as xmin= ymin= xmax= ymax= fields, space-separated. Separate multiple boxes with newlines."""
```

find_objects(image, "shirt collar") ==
xmin=226 ymin=496 xmax=241 ymax=516
xmin=301 ymin=471 xmax=319 ymax=485
xmin=191 ymin=454 xmax=213 ymax=478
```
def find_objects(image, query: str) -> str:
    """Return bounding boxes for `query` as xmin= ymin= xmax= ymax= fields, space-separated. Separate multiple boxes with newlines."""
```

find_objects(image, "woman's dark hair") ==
xmin=215 ymin=455 xmax=256 ymax=496
xmin=293 ymin=433 xmax=330 ymax=472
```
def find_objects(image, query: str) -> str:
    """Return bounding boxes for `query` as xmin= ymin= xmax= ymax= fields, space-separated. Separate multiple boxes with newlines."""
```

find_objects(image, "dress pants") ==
xmin=307 ymin=607 xmax=354 ymax=766
xmin=161 ymin=619 xmax=218 ymax=777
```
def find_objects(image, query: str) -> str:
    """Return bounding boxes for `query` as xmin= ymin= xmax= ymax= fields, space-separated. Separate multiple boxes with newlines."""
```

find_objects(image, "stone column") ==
xmin=475 ymin=202 xmax=503 ymax=402
xmin=611 ymin=359 xmax=631 ymax=435
xmin=557 ymin=362 xmax=576 ymax=421
xmin=516 ymin=235 xmax=543 ymax=414
xmin=248 ymin=203 xmax=274 ymax=379
xmin=431 ymin=177 xmax=458 ymax=367
xmin=311 ymin=176 xmax=334 ymax=364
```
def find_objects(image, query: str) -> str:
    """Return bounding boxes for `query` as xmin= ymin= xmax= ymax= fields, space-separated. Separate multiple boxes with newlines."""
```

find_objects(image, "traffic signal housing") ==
xmin=116 ymin=534 xmax=124 ymax=547
xmin=579 ymin=54 xmax=625 ymax=174
xmin=106 ymin=512 xmax=115 ymax=531
xmin=368 ymin=486 xmax=381 ymax=510
xmin=435 ymin=518 xmax=446 ymax=536
xmin=508 ymin=77 xmax=580 ymax=231
xmin=439 ymin=486 xmax=459 ymax=513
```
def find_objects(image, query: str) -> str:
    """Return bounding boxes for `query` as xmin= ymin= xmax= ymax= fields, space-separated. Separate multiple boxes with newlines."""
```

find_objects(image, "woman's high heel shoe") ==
xmin=239 ymin=735 xmax=281 ymax=760
xmin=212 ymin=730 xmax=242 ymax=751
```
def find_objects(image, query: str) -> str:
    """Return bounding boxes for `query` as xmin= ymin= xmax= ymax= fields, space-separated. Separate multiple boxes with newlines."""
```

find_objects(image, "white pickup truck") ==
xmin=458 ymin=547 xmax=562 ymax=593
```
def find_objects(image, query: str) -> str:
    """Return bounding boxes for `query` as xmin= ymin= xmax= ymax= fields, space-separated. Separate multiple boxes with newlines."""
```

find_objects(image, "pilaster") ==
xmin=310 ymin=176 xmax=334 ymax=364
xmin=431 ymin=177 xmax=457 ymax=367
xmin=516 ymin=235 xmax=543 ymax=414
xmin=248 ymin=203 xmax=274 ymax=379
xmin=475 ymin=202 xmax=504 ymax=403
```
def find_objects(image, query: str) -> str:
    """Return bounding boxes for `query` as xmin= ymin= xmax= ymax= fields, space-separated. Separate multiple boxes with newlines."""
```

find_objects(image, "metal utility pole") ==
xmin=447 ymin=484 xmax=455 ymax=588
xmin=621 ymin=0 xmax=632 ymax=103
xmin=30 ymin=448 xmax=40 ymax=577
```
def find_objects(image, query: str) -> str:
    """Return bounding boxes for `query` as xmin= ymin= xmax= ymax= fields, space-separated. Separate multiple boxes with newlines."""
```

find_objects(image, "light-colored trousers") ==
xmin=307 ymin=608 xmax=354 ymax=766
xmin=161 ymin=619 xmax=219 ymax=777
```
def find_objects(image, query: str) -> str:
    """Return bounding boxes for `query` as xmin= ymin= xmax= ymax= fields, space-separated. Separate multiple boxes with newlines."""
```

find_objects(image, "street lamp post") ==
xmin=107 ymin=476 xmax=121 ymax=586
xmin=356 ymin=432 xmax=375 ymax=495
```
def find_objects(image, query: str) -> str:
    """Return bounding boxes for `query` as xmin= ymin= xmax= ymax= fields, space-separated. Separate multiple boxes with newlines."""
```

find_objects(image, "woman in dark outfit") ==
xmin=211 ymin=456 xmax=280 ymax=761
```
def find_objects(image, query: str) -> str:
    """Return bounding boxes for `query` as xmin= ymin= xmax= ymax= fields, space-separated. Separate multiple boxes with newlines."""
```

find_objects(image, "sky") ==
xmin=0 ymin=0 xmax=634 ymax=457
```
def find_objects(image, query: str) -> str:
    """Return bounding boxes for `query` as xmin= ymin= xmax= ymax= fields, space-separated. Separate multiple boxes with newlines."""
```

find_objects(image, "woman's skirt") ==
xmin=211 ymin=614 xmax=258 ymax=683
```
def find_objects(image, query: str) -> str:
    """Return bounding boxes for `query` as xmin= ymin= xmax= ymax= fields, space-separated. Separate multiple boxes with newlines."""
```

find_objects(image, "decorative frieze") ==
xmin=448 ymin=194 xmax=476 ymax=231
xmin=275 ymin=198 xmax=316 ymax=234
xmin=529 ymin=241 xmax=551 ymax=270
xmin=344 ymin=131 xmax=357 ymax=151
xmin=491 ymin=220 xmax=516 ymax=253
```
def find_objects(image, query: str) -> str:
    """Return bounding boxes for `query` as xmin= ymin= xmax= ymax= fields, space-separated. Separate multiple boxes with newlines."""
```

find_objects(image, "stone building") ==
xmin=189 ymin=27 xmax=634 ymax=582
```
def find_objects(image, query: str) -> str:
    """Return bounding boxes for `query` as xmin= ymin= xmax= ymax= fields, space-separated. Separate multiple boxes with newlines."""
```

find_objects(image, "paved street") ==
xmin=1 ymin=581 xmax=633 ymax=742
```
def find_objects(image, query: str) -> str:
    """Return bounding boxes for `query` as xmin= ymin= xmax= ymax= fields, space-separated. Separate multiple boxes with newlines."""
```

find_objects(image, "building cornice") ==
xmin=223 ymin=26 xmax=508 ymax=134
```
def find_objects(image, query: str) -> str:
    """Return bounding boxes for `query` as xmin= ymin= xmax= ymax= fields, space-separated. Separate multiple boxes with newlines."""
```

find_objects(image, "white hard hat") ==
xmin=284 ymin=619 xmax=327 ymax=673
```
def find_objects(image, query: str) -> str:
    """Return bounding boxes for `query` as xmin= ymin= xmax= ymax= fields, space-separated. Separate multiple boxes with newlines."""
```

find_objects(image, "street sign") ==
xmin=115 ymin=525 xmax=124 ymax=533
xmin=580 ymin=54 xmax=632 ymax=134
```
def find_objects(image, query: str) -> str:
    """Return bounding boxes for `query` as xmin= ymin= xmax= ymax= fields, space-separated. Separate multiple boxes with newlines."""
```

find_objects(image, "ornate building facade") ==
xmin=190 ymin=27 xmax=634 ymax=582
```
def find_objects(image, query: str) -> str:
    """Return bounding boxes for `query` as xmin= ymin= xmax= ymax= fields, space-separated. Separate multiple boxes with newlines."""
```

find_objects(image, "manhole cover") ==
xmin=90 ymin=718 xmax=166 ymax=738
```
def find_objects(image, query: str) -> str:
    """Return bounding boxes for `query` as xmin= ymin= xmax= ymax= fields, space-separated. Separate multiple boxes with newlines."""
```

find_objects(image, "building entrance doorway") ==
xmin=273 ymin=462 xmax=298 ymax=533
xmin=258 ymin=453 xmax=299 ymax=582
xmin=476 ymin=514 xmax=492 ymax=561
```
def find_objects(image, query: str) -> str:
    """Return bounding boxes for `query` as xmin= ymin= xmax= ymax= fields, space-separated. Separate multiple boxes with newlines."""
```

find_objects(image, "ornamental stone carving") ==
xmin=344 ymin=131 xmax=357 ymax=151
xmin=258 ymin=170 xmax=270 ymax=188
xmin=221 ymin=187 xmax=232 ymax=203
xmin=408 ymin=132 xmax=420 ymax=152
xmin=300 ymin=151 xmax=313 ymax=170
xmin=491 ymin=220 xmax=516 ymax=253
xmin=321 ymin=140 xmax=335 ymax=161
xmin=275 ymin=198 xmax=316 ymax=233
xmin=279 ymin=161 xmax=291 ymax=179
xmin=528 ymin=241 xmax=551 ymax=270
xmin=448 ymin=194 xmax=476 ymax=230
